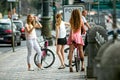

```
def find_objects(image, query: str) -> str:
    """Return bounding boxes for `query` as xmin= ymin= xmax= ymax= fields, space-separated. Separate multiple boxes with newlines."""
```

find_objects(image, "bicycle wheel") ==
xmin=74 ymin=56 xmax=80 ymax=72
xmin=34 ymin=48 xmax=55 ymax=68
xmin=64 ymin=47 xmax=75 ymax=67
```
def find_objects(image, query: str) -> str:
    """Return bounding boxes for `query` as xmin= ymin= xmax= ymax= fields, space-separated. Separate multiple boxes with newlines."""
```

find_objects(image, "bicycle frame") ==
xmin=37 ymin=36 xmax=48 ymax=47
xmin=37 ymin=37 xmax=47 ymax=55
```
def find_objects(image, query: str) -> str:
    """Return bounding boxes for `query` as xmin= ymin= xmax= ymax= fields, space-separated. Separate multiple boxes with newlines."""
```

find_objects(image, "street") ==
xmin=0 ymin=40 xmax=26 ymax=54
xmin=0 ymin=40 xmax=88 ymax=80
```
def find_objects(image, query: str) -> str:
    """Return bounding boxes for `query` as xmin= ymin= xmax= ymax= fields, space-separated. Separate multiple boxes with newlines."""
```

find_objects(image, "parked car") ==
xmin=13 ymin=19 xmax=26 ymax=40
xmin=0 ymin=19 xmax=21 ymax=46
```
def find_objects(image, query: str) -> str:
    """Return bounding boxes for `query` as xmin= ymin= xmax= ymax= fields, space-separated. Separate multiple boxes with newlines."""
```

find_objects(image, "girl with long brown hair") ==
xmin=67 ymin=9 xmax=86 ymax=72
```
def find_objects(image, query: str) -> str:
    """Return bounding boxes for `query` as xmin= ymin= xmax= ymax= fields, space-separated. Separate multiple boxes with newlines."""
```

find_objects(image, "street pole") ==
xmin=98 ymin=0 xmax=100 ymax=24
xmin=18 ymin=0 xmax=21 ymax=18
xmin=88 ymin=2 xmax=91 ymax=23
xmin=65 ymin=0 xmax=68 ymax=5
xmin=62 ymin=0 xmax=64 ymax=6
xmin=10 ymin=2 xmax=15 ymax=52
xmin=112 ymin=0 xmax=117 ymax=40
xmin=113 ymin=0 xmax=116 ymax=29
xmin=52 ymin=1 xmax=57 ymax=30
xmin=41 ymin=0 xmax=53 ymax=45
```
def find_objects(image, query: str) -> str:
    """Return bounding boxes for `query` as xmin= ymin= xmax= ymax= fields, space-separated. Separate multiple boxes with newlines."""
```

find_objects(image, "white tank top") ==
xmin=82 ymin=16 xmax=88 ymax=31
xmin=58 ymin=21 xmax=66 ymax=38
xmin=25 ymin=24 xmax=37 ymax=40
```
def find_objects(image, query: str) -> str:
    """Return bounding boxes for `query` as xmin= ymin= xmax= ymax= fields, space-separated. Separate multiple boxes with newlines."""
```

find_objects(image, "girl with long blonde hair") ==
xmin=55 ymin=13 xmax=70 ymax=69
xmin=25 ymin=14 xmax=43 ymax=71
xmin=67 ymin=9 xmax=86 ymax=72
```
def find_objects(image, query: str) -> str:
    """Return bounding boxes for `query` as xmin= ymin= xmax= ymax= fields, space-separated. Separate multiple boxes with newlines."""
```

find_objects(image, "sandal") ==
xmin=69 ymin=66 xmax=73 ymax=72
xmin=28 ymin=68 xmax=34 ymax=71
xmin=58 ymin=65 xmax=65 ymax=69
xmin=38 ymin=67 xmax=45 ymax=70
xmin=81 ymin=67 xmax=85 ymax=71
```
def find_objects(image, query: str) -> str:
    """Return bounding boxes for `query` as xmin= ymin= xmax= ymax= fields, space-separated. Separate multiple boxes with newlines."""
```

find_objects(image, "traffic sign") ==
xmin=63 ymin=5 xmax=84 ymax=22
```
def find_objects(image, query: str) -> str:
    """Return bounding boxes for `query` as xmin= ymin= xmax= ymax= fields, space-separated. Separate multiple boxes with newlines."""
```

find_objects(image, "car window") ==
xmin=13 ymin=22 xmax=22 ymax=28
xmin=0 ymin=23 xmax=10 ymax=30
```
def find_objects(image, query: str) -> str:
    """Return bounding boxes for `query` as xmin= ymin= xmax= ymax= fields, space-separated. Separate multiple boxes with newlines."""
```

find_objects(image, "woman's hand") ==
xmin=34 ymin=16 xmax=38 ymax=21
xmin=34 ymin=16 xmax=42 ymax=28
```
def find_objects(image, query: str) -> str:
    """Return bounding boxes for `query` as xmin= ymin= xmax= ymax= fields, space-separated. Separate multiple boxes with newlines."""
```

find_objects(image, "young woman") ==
xmin=25 ymin=14 xmax=43 ymax=71
xmin=67 ymin=9 xmax=86 ymax=72
xmin=55 ymin=13 xmax=70 ymax=69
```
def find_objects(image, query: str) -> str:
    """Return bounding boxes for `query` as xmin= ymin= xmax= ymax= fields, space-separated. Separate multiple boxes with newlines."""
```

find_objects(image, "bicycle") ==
xmin=64 ymin=33 xmax=86 ymax=67
xmin=34 ymin=36 xmax=55 ymax=68
xmin=64 ymin=41 xmax=81 ymax=72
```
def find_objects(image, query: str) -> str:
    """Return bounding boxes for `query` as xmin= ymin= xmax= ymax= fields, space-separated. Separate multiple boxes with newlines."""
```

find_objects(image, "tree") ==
xmin=0 ymin=0 xmax=8 ymax=15
xmin=0 ymin=0 xmax=17 ymax=15
xmin=31 ymin=0 xmax=42 ymax=14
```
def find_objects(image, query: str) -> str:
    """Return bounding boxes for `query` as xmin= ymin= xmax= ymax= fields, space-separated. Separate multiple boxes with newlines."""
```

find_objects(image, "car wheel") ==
xmin=23 ymin=37 xmax=26 ymax=40
xmin=17 ymin=41 xmax=21 ymax=46
xmin=17 ymin=37 xmax=21 ymax=46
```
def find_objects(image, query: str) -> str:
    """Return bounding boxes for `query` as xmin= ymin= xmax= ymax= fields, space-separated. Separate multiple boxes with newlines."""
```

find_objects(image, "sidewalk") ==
xmin=0 ymin=43 xmax=88 ymax=80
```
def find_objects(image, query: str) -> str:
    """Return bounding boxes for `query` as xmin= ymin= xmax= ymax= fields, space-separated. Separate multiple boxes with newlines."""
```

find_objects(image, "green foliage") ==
xmin=0 ymin=0 xmax=8 ymax=15
xmin=31 ymin=0 xmax=42 ymax=13
xmin=0 ymin=0 xmax=17 ymax=15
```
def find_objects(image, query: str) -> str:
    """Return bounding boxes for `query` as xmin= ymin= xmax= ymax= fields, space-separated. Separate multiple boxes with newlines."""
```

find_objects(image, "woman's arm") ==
xmin=81 ymin=22 xmax=86 ymax=34
xmin=25 ymin=24 xmax=34 ymax=34
xmin=34 ymin=20 xmax=42 ymax=28
xmin=55 ymin=25 xmax=59 ymax=45
xmin=64 ymin=22 xmax=70 ymax=27
xmin=34 ymin=16 xmax=42 ymax=28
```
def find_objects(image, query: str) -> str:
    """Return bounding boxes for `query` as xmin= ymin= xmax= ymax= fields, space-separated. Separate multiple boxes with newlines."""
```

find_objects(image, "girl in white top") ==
xmin=25 ymin=14 xmax=43 ymax=71
xmin=55 ymin=13 xmax=70 ymax=69
xmin=58 ymin=21 xmax=66 ymax=38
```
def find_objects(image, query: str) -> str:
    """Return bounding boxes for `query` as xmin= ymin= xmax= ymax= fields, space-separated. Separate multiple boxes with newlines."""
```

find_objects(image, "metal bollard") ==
xmin=96 ymin=40 xmax=120 ymax=80
xmin=94 ymin=39 xmax=113 ymax=78
xmin=87 ymin=25 xmax=108 ymax=78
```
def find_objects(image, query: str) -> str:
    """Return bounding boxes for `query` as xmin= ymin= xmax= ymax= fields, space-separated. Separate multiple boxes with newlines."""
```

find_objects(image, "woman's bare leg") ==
xmin=56 ymin=45 xmax=64 ymax=66
xmin=69 ymin=44 xmax=74 ymax=72
xmin=78 ymin=44 xmax=85 ymax=71
xmin=27 ymin=63 xmax=31 ymax=70
xmin=61 ymin=45 xmax=65 ymax=65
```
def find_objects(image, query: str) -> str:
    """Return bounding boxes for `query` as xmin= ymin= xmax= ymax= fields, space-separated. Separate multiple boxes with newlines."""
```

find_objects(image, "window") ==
xmin=92 ymin=0 xmax=120 ymax=9
xmin=94 ymin=0 xmax=120 ymax=2
xmin=0 ymin=23 xmax=10 ymax=29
